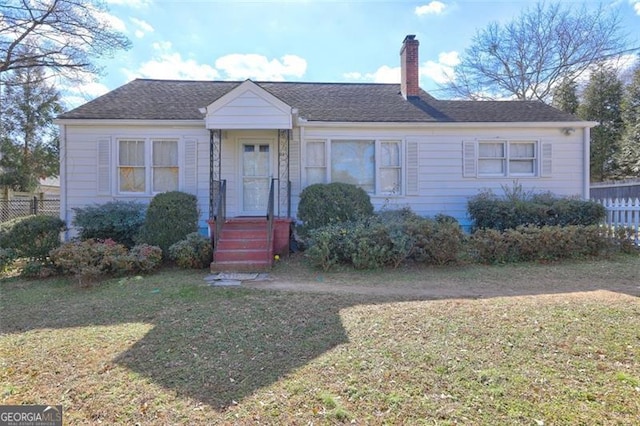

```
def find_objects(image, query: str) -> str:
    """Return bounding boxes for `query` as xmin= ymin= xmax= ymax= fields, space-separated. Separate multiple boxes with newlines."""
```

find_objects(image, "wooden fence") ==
xmin=596 ymin=198 xmax=640 ymax=243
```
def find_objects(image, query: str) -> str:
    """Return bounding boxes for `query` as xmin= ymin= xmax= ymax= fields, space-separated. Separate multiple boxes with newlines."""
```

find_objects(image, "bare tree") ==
xmin=0 ymin=0 xmax=130 ymax=83
xmin=445 ymin=2 xmax=628 ymax=102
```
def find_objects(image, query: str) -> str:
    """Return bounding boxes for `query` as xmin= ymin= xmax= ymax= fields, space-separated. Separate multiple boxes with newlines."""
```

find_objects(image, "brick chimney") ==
xmin=400 ymin=35 xmax=420 ymax=99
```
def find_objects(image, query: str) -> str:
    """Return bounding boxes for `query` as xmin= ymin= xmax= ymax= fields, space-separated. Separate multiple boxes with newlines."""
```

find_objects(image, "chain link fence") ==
xmin=0 ymin=197 xmax=60 ymax=223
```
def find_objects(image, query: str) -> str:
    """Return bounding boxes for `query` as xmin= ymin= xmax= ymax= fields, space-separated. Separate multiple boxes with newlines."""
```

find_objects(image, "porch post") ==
xmin=277 ymin=129 xmax=291 ymax=217
xmin=209 ymin=129 xmax=222 ymax=218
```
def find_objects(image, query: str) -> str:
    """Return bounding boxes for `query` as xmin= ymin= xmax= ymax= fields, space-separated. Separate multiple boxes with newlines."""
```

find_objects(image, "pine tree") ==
xmin=616 ymin=63 xmax=640 ymax=178
xmin=0 ymin=65 xmax=62 ymax=191
xmin=578 ymin=66 xmax=624 ymax=182
xmin=552 ymin=78 xmax=579 ymax=114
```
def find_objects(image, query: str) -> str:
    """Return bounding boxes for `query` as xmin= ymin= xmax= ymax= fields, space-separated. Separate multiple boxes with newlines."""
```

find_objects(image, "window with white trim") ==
xmin=117 ymin=138 xmax=179 ymax=193
xmin=305 ymin=139 xmax=402 ymax=194
xmin=477 ymin=140 xmax=537 ymax=177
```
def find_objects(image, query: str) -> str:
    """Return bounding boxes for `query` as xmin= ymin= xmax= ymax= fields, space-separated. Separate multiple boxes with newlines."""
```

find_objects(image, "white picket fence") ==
xmin=596 ymin=198 xmax=640 ymax=243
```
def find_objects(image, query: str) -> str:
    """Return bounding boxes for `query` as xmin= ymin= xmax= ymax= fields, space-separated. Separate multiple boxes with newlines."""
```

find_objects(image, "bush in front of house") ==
xmin=129 ymin=244 xmax=164 ymax=273
xmin=168 ymin=232 xmax=212 ymax=269
xmin=468 ymin=188 xmax=606 ymax=231
xmin=136 ymin=191 xmax=199 ymax=256
xmin=0 ymin=248 xmax=18 ymax=273
xmin=0 ymin=215 xmax=66 ymax=262
xmin=468 ymin=225 xmax=612 ymax=264
xmin=72 ymin=200 xmax=147 ymax=248
xmin=305 ymin=208 xmax=464 ymax=270
xmin=297 ymin=183 xmax=374 ymax=235
xmin=50 ymin=239 xmax=163 ymax=286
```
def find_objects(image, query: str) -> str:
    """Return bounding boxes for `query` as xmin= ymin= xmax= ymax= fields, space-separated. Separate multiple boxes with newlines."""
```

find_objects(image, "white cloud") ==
xmin=59 ymin=79 xmax=111 ymax=110
xmin=130 ymin=17 xmax=154 ymax=38
xmin=105 ymin=0 xmax=152 ymax=7
xmin=214 ymin=54 xmax=307 ymax=80
xmin=124 ymin=42 xmax=306 ymax=82
xmin=343 ymin=66 xmax=400 ymax=83
xmin=632 ymin=0 xmax=640 ymax=15
xmin=421 ymin=51 xmax=460 ymax=84
xmin=415 ymin=1 xmax=446 ymax=16
xmin=129 ymin=53 xmax=221 ymax=80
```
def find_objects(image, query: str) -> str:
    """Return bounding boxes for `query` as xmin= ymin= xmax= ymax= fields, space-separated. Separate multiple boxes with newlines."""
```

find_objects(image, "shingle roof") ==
xmin=58 ymin=78 xmax=581 ymax=123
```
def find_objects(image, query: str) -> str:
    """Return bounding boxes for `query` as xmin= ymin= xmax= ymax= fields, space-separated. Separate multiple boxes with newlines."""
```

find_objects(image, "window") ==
xmin=305 ymin=139 xmax=402 ymax=194
xmin=119 ymin=140 xmax=145 ymax=192
xmin=477 ymin=140 xmax=537 ymax=177
xmin=117 ymin=139 xmax=179 ymax=193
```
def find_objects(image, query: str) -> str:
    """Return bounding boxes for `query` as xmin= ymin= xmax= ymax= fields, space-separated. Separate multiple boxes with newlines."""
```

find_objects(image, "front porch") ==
xmin=201 ymin=80 xmax=297 ymax=271
xmin=207 ymin=129 xmax=294 ymax=271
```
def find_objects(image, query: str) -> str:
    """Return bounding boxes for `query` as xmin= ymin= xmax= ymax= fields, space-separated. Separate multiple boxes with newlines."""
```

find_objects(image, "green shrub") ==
xmin=298 ymin=183 xmax=374 ymax=234
xmin=0 ymin=215 xmax=65 ymax=261
xmin=72 ymin=201 xmax=146 ymax=247
xmin=50 ymin=239 xmax=133 ymax=286
xmin=136 ymin=191 xmax=199 ymax=255
xmin=129 ymin=244 xmax=163 ymax=273
xmin=168 ymin=233 xmax=212 ymax=269
xmin=0 ymin=248 xmax=18 ymax=273
xmin=468 ymin=225 xmax=612 ymax=264
xmin=305 ymin=208 xmax=464 ymax=270
xmin=468 ymin=187 xmax=605 ymax=231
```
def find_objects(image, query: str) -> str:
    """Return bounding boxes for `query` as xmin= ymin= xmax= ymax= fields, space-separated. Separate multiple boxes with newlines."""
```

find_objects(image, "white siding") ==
xmin=205 ymin=84 xmax=292 ymax=129
xmin=61 ymin=124 xmax=211 ymax=238
xmin=298 ymin=125 xmax=587 ymax=230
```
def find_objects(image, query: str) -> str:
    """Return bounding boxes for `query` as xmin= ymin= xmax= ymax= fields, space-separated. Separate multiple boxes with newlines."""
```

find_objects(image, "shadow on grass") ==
xmin=1 ymin=255 xmax=639 ymax=411
xmin=0 ymin=272 xmax=391 ymax=410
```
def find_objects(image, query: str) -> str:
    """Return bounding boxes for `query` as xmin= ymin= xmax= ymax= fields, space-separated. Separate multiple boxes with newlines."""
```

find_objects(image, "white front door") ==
xmin=240 ymin=139 xmax=272 ymax=215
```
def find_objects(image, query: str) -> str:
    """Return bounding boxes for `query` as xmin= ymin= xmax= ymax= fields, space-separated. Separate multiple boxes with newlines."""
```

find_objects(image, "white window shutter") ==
xmin=97 ymin=138 xmax=111 ymax=195
xmin=541 ymin=142 xmax=552 ymax=177
xmin=406 ymin=141 xmax=419 ymax=195
xmin=183 ymin=138 xmax=197 ymax=193
xmin=463 ymin=141 xmax=477 ymax=178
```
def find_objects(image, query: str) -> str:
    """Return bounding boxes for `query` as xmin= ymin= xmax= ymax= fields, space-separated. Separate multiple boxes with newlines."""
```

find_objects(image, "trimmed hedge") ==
xmin=0 ymin=215 xmax=65 ymax=261
xmin=468 ymin=190 xmax=605 ymax=231
xmin=50 ymin=239 xmax=163 ymax=286
xmin=72 ymin=200 xmax=146 ymax=248
xmin=168 ymin=232 xmax=212 ymax=269
xmin=136 ymin=191 xmax=199 ymax=256
xmin=306 ymin=208 xmax=464 ymax=270
xmin=468 ymin=225 xmax=613 ymax=264
xmin=298 ymin=183 xmax=374 ymax=234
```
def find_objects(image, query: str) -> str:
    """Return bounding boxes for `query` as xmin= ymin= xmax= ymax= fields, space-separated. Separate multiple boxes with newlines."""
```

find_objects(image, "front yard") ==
xmin=1 ymin=255 xmax=639 ymax=424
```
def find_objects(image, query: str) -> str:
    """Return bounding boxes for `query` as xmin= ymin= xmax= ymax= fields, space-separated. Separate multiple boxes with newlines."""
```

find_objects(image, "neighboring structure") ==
xmin=591 ymin=179 xmax=640 ymax=200
xmin=56 ymin=35 xmax=594 ymax=269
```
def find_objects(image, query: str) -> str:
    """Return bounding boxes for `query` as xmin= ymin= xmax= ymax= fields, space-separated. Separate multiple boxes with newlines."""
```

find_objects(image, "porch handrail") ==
xmin=213 ymin=179 xmax=227 ymax=249
xmin=266 ymin=178 xmax=276 ymax=258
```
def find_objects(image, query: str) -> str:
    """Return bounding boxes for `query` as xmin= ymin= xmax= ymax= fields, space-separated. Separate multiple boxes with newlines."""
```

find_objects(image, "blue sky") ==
xmin=65 ymin=0 xmax=640 ymax=108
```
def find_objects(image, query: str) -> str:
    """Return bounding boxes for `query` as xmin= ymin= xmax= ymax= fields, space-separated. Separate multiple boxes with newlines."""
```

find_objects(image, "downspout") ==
xmin=59 ymin=123 xmax=69 ymax=240
xmin=583 ymin=127 xmax=590 ymax=200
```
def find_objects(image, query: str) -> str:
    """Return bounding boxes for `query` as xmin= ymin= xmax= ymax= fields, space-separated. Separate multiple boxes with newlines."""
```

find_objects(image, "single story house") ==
xmin=56 ymin=35 xmax=593 ymax=270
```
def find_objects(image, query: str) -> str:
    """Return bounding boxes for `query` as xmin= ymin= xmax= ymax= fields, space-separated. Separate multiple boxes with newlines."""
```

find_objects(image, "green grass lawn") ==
xmin=1 ymin=255 xmax=639 ymax=425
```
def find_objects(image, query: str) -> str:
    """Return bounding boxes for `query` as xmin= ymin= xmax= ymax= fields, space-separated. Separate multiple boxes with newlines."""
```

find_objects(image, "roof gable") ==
xmin=203 ymin=80 xmax=292 ymax=129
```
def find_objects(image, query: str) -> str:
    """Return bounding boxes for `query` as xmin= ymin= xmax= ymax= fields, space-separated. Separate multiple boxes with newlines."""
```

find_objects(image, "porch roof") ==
xmin=58 ymin=78 xmax=581 ymax=123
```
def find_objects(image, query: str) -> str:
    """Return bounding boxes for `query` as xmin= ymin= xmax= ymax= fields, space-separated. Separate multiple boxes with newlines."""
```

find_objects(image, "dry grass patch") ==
xmin=1 ymin=257 xmax=639 ymax=424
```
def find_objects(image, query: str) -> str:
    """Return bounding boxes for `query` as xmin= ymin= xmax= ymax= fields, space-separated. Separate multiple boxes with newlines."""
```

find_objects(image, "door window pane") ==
xmin=331 ymin=140 xmax=375 ymax=193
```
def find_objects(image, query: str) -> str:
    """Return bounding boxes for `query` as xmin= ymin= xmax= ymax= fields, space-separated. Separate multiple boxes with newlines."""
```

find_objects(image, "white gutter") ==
xmin=53 ymin=119 xmax=205 ymax=127
xmin=583 ymin=127 xmax=591 ymax=200
xmin=297 ymin=120 xmax=598 ymax=129
xmin=59 ymin=124 xmax=68 ymax=240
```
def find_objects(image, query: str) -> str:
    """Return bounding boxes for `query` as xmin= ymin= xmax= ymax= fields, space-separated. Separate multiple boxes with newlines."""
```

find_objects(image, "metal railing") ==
xmin=266 ymin=178 xmax=276 ymax=257
xmin=212 ymin=180 xmax=227 ymax=249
